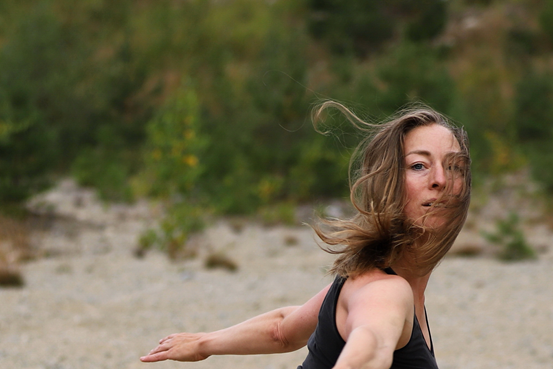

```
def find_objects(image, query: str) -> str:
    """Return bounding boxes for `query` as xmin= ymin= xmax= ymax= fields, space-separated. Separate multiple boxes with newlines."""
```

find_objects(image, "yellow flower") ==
xmin=183 ymin=155 xmax=198 ymax=167
xmin=184 ymin=129 xmax=195 ymax=140
xmin=258 ymin=179 xmax=274 ymax=201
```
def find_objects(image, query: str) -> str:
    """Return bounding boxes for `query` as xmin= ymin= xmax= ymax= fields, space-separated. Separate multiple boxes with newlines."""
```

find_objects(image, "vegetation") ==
xmin=482 ymin=212 xmax=536 ymax=261
xmin=1 ymin=0 xmax=553 ymax=256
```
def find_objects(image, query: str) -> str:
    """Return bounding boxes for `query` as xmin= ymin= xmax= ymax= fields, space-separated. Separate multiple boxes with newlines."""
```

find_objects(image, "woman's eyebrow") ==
xmin=405 ymin=150 xmax=431 ymax=157
xmin=405 ymin=149 xmax=462 ymax=158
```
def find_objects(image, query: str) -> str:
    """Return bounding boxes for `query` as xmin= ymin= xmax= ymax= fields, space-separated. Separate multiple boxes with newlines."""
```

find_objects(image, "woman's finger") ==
xmin=159 ymin=334 xmax=176 ymax=344
xmin=140 ymin=351 xmax=169 ymax=363
xmin=148 ymin=341 xmax=174 ymax=356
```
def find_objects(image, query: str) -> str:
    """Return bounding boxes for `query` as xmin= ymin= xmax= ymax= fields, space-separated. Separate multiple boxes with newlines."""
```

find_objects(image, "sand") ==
xmin=1 ymin=179 xmax=553 ymax=369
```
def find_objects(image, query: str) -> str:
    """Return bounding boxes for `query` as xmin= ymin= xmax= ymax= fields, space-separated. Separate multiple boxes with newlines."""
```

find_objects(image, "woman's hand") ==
xmin=139 ymin=284 xmax=330 ymax=363
xmin=140 ymin=332 xmax=209 ymax=363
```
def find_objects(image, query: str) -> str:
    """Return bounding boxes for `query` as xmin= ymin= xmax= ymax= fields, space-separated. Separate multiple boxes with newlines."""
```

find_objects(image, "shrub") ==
xmin=482 ymin=212 xmax=536 ymax=261
xmin=539 ymin=0 xmax=553 ymax=43
xmin=513 ymin=69 xmax=553 ymax=142
xmin=306 ymin=0 xmax=449 ymax=56
xmin=511 ymin=69 xmax=553 ymax=192
xmin=258 ymin=202 xmax=297 ymax=226
xmin=404 ymin=0 xmax=448 ymax=43
xmin=0 ymin=6 xmax=71 ymax=204
xmin=141 ymin=84 xmax=207 ymax=198
xmin=306 ymin=0 xmax=396 ymax=56
xmin=138 ymin=201 xmax=208 ymax=260
xmin=190 ymin=2 xmax=351 ymax=213
xmin=525 ymin=143 xmax=553 ymax=194
xmin=71 ymin=148 xmax=134 ymax=202
xmin=136 ymin=84 xmax=208 ymax=257
xmin=370 ymin=41 xmax=456 ymax=116
xmin=204 ymin=252 xmax=238 ymax=272
xmin=0 ymin=265 xmax=24 ymax=288
xmin=0 ymin=1 xmax=156 ymax=204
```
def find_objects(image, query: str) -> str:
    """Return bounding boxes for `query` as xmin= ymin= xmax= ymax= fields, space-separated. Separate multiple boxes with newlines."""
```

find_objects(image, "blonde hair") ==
xmin=312 ymin=101 xmax=471 ymax=277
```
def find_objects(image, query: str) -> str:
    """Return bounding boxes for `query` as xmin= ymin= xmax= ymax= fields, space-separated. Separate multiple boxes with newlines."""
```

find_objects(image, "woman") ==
xmin=140 ymin=101 xmax=471 ymax=368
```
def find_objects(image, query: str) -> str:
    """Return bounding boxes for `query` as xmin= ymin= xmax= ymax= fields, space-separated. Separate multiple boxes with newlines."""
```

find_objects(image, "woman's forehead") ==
xmin=404 ymin=124 xmax=460 ymax=155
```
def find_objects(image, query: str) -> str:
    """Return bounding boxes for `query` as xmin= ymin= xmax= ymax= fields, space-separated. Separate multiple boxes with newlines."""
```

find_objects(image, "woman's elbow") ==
xmin=269 ymin=320 xmax=307 ymax=352
xmin=269 ymin=306 xmax=310 ymax=352
xmin=268 ymin=320 xmax=297 ymax=351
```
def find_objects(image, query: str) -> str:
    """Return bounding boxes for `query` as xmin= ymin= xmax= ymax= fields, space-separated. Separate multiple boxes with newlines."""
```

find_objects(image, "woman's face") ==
xmin=403 ymin=124 xmax=462 ymax=228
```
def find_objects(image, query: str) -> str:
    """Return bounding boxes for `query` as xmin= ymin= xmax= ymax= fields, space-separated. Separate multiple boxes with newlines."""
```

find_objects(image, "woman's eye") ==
xmin=447 ymin=164 xmax=463 ymax=173
xmin=411 ymin=163 xmax=424 ymax=170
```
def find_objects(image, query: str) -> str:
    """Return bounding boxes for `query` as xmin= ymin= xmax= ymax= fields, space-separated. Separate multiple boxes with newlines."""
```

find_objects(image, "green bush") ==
xmin=539 ymin=0 xmax=553 ymax=43
xmin=135 ymin=84 xmax=209 ymax=256
xmin=306 ymin=0 xmax=449 ymax=56
xmin=8 ymin=0 xmax=553 ymax=264
xmin=71 ymin=148 xmax=134 ymax=202
xmin=0 ymin=5 xmax=73 ymax=203
xmin=482 ymin=212 xmax=536 ymax=261
xmin=307 ymin=0 xmax=396 ymax=55
xmin=524 ymin=142 xmax=553 ymax=194
xmin=512 ymin=69 xmax=553 ymax=192
xmin=138 ymin=201 xmax=208 ymax=260
xmin=188 ymin=1 xmax=350 ymax=214
xmin=506 ymin=27 xmax=541 ymax=58
xmin=370 ymin=41 xmax=456 ymax=116
xmin=0 ymin=1 xmax=156 ymax=204
xmin=134 ymin=0 xmax=355 ymax=254
xmin=462 ymin=0 xmax=494 ymax=6
xmin=513 ymin=70 xmax=553 ymax=142
xmin=141 ymin=85 xmax=207 ymax=198
xmin=404 ymin=0 xmax=448 ymax=43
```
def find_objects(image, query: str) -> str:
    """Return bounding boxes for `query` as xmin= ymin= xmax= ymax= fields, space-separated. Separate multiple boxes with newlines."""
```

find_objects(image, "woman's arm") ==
xmin=140 ymin=283 xmax=331 ymax=363
xmin=333 ymin=277 xmax=413 ymax=369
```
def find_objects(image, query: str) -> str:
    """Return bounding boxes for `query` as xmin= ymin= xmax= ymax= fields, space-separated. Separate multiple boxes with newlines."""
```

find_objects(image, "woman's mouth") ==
xmin=422 ymin=199 xmax=437 ymax=207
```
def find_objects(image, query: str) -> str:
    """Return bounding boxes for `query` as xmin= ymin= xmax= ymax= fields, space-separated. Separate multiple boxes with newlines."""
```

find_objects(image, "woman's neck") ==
xmin=389 ymin=260 xmax=431 ymax=302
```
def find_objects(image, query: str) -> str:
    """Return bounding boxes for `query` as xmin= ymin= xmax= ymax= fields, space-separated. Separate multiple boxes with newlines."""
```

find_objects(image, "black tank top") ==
xmin=299 ymin=271 xmax=439 ymax=369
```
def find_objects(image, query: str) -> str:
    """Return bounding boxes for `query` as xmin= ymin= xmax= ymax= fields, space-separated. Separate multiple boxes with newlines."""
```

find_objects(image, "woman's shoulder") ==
xmin=342 ymin=269 xmax=413 ymax=306
xmin=348 ymin=268 xmax=410 ymax=287
xmin=335 ymin=268 xmax=414 ymax=342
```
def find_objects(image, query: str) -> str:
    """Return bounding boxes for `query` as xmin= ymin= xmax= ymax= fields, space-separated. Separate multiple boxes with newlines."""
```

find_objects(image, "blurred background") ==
xmin=2 ymin=1 xmax=553 ymax=368
xmin=1 ymin=0 xmax=552 ymax=266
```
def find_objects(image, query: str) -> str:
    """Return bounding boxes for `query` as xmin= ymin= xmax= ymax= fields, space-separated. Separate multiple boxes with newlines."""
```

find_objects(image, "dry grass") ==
xmin=283 ymin=234 xmax=299 ymax=246
xmin=204 ymin=252 xmax=239 ymax=272
xmin=0 ymin=263 xmax=24 ymax=287
xmin=0 ymin=214 xmax=32 ymax=262
xmin=0 ymin=215 xmax=31 ymax=287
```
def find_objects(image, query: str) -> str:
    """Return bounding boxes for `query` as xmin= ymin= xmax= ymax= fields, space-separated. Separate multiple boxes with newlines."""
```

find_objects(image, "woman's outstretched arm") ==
xmin=333 ymin=277 xmax=413 ymax=369
xmin=140 ymin=283 xmax=331 ymax=363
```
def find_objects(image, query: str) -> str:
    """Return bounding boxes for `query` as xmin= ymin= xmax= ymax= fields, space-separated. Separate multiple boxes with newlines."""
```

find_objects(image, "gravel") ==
xmin=2 ymin=179 xmax=552 ymax=369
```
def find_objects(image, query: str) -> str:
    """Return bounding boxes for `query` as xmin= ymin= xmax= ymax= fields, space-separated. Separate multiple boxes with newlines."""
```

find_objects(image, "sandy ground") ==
xmin=2 ymin=179 xmax=553 ymax=369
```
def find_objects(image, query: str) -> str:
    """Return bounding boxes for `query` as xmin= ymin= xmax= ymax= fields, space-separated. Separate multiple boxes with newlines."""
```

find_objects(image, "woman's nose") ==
xmin=430 ymin=165 xmax=447 ymax=189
